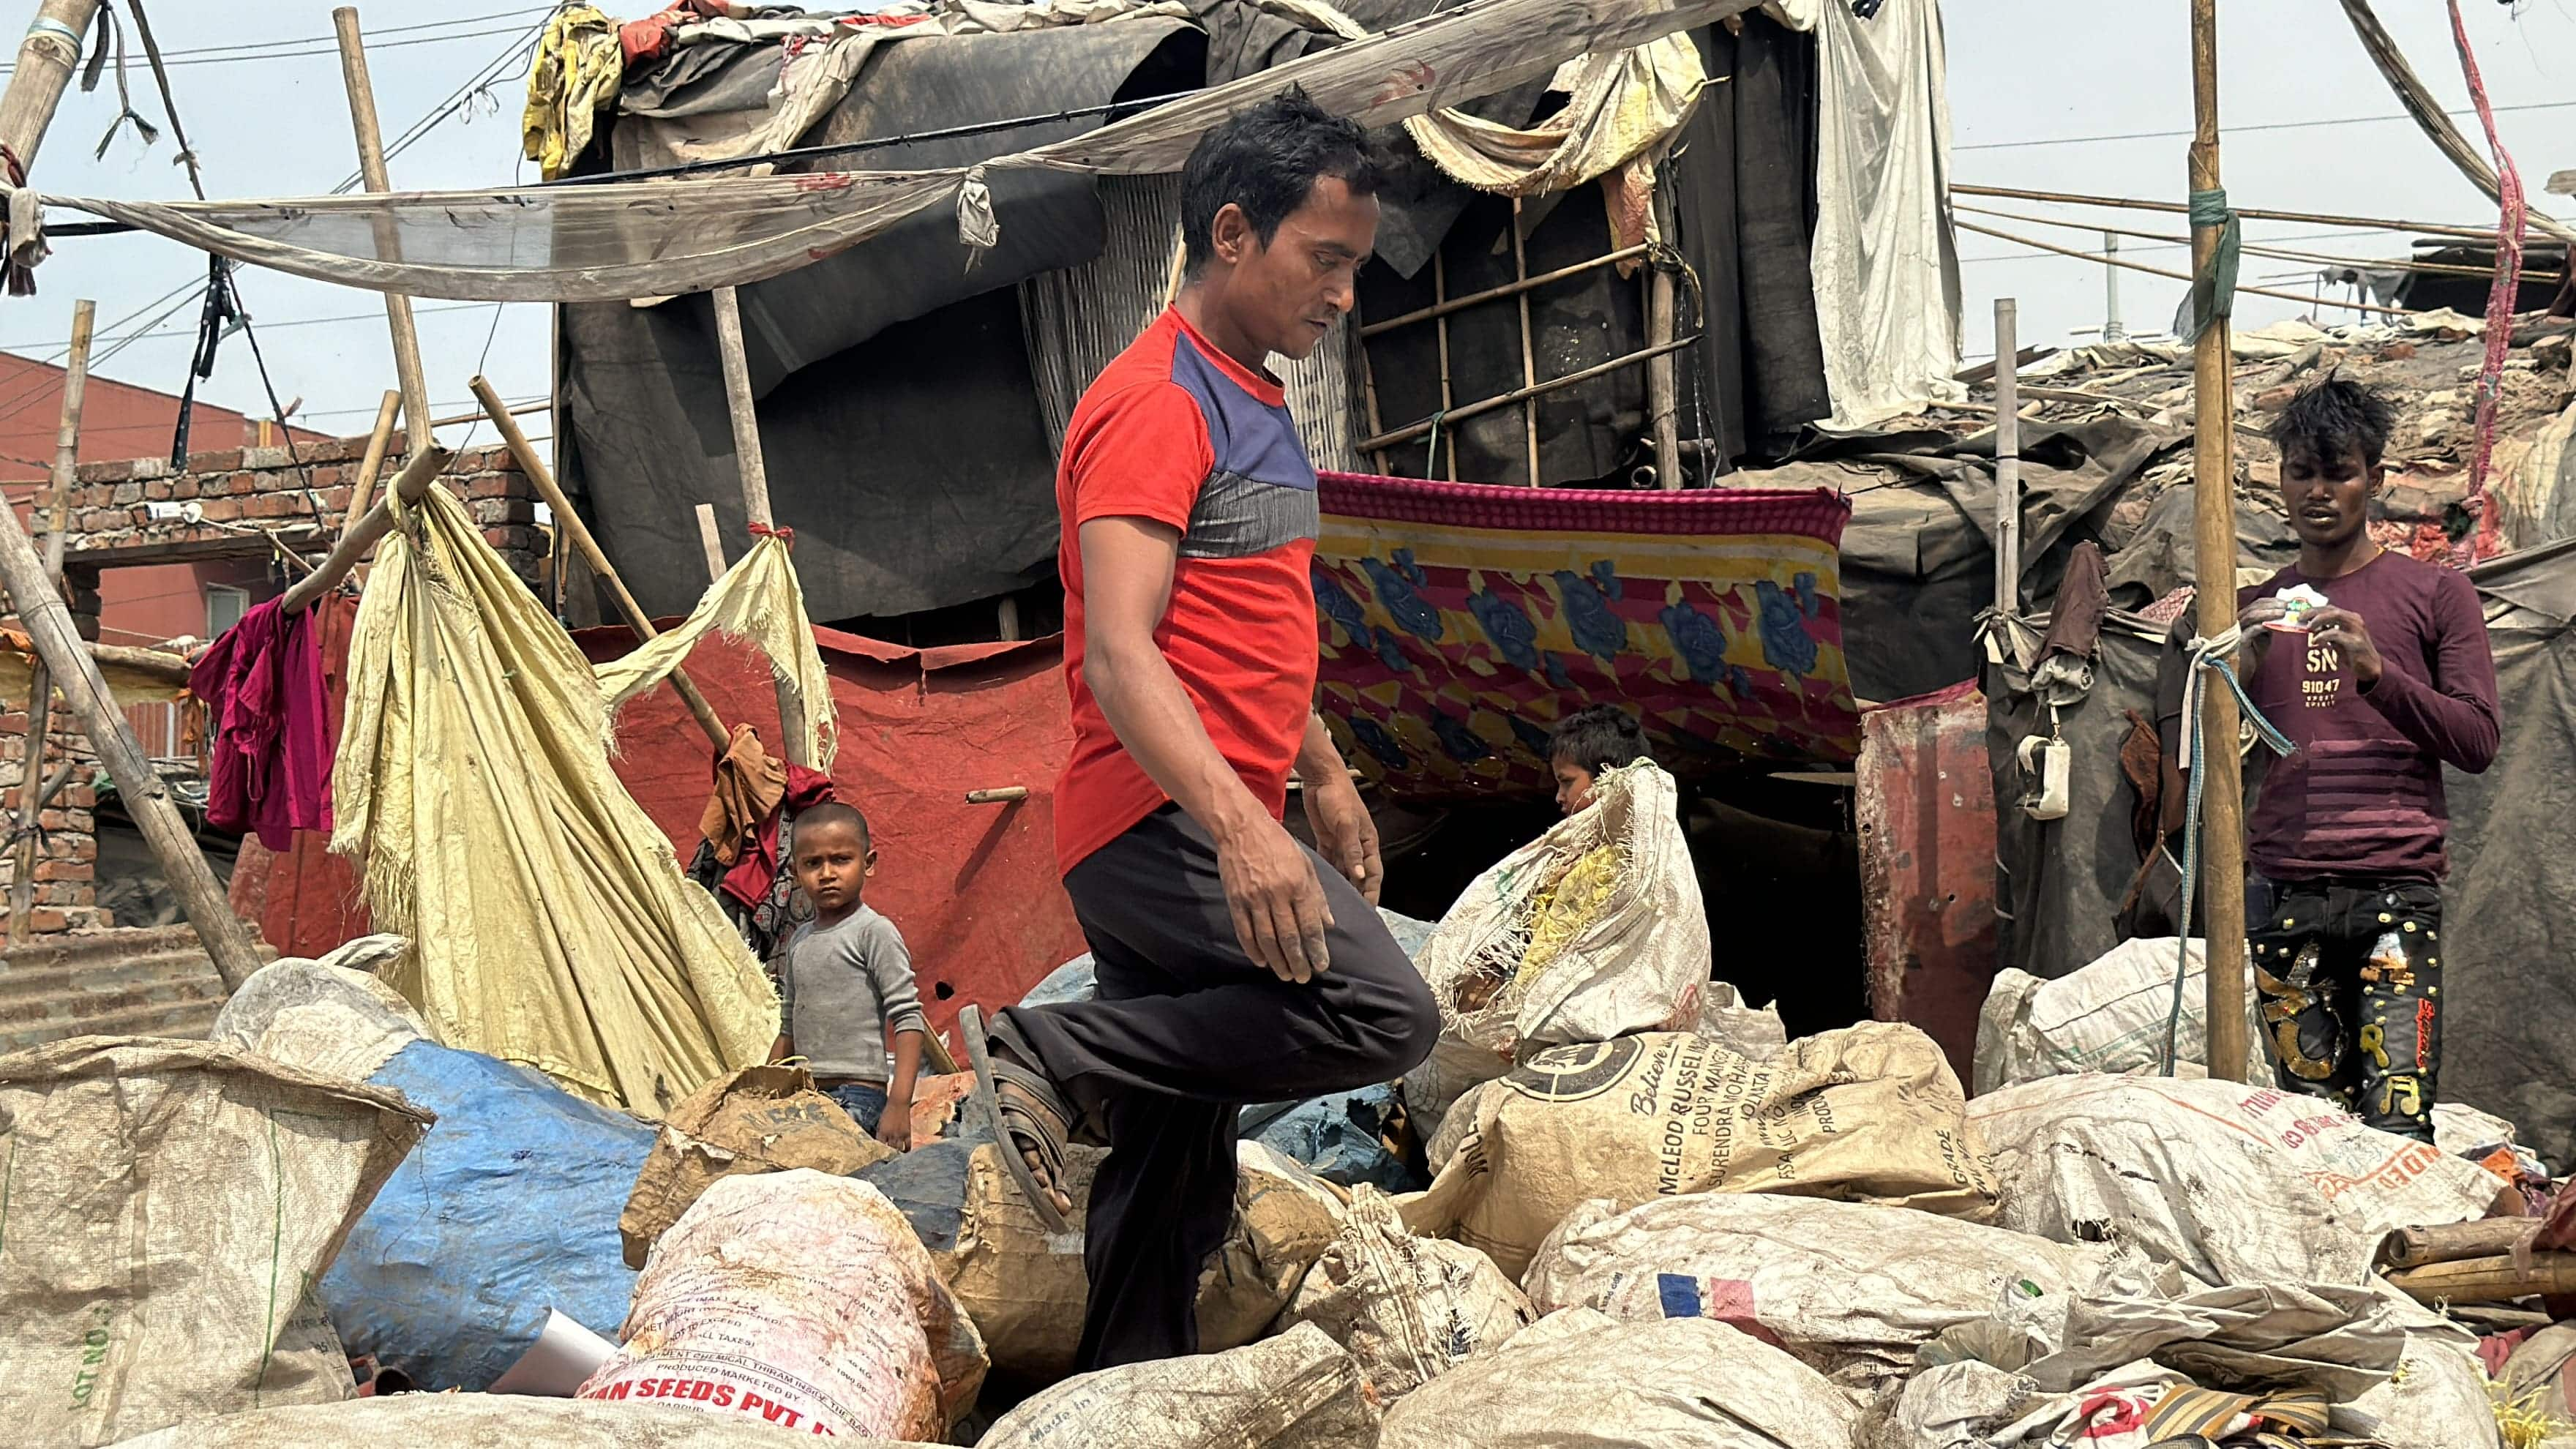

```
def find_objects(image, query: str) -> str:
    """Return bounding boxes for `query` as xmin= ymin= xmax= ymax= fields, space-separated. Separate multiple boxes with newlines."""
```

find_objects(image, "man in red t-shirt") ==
xmin=956 ymin=90 xmax=1436 ymax=1371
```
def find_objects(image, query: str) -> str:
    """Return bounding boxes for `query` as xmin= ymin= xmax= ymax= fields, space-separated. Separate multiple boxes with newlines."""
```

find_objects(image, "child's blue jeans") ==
xmin=825 ymin=1081 xmax=888 ymax=1135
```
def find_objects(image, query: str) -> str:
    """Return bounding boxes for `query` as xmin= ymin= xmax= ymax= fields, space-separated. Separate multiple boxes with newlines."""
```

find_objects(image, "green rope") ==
xmin=2173 ymin=186 xmax=2240 ymax=342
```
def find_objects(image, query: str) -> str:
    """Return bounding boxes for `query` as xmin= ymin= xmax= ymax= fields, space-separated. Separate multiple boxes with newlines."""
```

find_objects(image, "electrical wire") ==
xmin=0 ymin=18 xmax=553 ymax=80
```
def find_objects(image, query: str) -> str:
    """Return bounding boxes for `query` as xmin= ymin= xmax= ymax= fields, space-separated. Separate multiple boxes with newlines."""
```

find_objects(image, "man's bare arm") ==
xmin=1080 ymin=516 xmax=1336 ymax=980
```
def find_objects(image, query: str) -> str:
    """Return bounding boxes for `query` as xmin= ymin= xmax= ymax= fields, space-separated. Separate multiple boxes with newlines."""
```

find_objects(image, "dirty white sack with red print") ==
xmin=580 ymin=1169 xmax=986 ymax=1441
xmin=1969 ymin=1074 xmax=2504 ymax=1287
xmin=1524 ymin=1191 xmax=2119 ymax=1393
xmin=1403 ymin=760 xmax=1709 ymax=1137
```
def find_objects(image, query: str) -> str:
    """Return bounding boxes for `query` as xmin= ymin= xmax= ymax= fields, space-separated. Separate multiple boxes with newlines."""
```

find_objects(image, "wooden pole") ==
xmin=337 ymin=390 xmax=403 ymax=544
xmin=1992 ymin=299 xmax=2021 ymax=615
xmin=1431 ymin=255 xmax=1456 ymax=483
xmin=1510 ymin=200 xmax=1540 ymax=488
xmin=1954 ymin=218 xmax=2418 ymax=320
xmin=2381 ymin=1218 xmax=2535 ymax=1270
xmin=705 ymin=286 xmax=806 ymax=768
xmin=1646 ymin=179 xmax=1682 ymax=491
xmin=1360 ymin=245 xmax=1651 ymax=337
xmin=2385 ymin=1253 xmax=2576 ymax=1306
xmin=280 ymin=444 xmax=449 ymax=615
xmin=0 ymin=0 xmax=102 ymax=173
xmin=1359 ymin=345 xmax=1390 ymax=476
xmin=0 ymin=491 xmax=261 ymax=989
xmin=692 ymin=503 xmax=727 ymax=585
xmin=332 ymin=8 xmax=435 ymax=460
xmin=467 ymin=375 xmax=731 ymax=753
xmin=2190 ymin=0 xmax=2250 ymax=1085
xmin=8 ymin=297 xmax=89 ymax=945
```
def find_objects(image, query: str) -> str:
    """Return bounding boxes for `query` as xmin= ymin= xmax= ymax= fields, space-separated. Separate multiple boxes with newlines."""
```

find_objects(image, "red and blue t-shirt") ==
xmin=1053 ymin=307 xmax=1322 ymax=871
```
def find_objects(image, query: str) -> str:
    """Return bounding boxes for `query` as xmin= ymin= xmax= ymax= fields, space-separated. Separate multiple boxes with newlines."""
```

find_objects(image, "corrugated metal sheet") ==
xmin=1856 ymin=681 xmax=1996 ymax=1086
xmin=0 ymin=925 xmax=239 ymax=1052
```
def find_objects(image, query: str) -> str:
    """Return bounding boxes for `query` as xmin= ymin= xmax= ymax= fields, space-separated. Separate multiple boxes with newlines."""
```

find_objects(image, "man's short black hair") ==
xmin=2267 ymin=378 xmax=2397 ymax=469
xmin=1549 ymin=705 xmax=1652 ymax=776
xmin=1179 ymin=86 xmax=1380 ymax=277
xmin=792 ymin=801 xmax=870 ymax=853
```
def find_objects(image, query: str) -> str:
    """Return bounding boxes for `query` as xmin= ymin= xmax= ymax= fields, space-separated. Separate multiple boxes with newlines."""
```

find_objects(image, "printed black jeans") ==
xmin=2247 ymin=875 xmax=2444 ymax=1142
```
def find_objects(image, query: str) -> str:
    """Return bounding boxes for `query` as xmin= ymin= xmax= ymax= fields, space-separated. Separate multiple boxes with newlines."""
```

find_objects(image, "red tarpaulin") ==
xmin=233 ymin=620 xmax=1085 ymax=1035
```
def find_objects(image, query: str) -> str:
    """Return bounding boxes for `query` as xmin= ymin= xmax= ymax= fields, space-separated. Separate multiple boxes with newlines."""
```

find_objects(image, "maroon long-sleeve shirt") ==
xmin=2238 ymin=551 xmax=2498 ymax=883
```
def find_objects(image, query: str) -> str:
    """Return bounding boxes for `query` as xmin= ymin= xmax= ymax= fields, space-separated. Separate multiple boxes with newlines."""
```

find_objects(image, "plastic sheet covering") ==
xmin=29 ymin=0 xmax=1761 ymax=302
xmin=330 ymin=484 xmax=778 ymax=1115
xmin=591 ymin=530 xmax=837 ymax=768
xmin=1809 ymin=0 xmax=1962 ymax=427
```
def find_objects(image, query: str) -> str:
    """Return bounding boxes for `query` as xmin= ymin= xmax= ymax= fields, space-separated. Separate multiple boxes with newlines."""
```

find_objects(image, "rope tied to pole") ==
xmin=2446 ymin=0 xmax=2521 ymax=564
xmin=2171 ymin=186 xmax=2240 ymax=342
xmin=2164 ymin=621 xmax=2296 ymax=1075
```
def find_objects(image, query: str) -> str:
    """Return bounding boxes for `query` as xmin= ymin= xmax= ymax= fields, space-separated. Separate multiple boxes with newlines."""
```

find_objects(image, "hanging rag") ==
xmin=2171 ymin=187 xmax=2240 ymax=343
xmin=188 ymin=599 xmax=333 ymax=852
xmin=618 ymin=0 xmax=728 ymax=66
xmin=330 ymin=484 xmax=777 ymax=1116
xmin=594 ymin=527 xmax=839 ymax=768
xmin=688 ymin=763 xmax=836 ymax=963
xmin=523 ymin=4 xmax=625 ymax=180
xmin=698 ymin=722 xmax=785 ymax=867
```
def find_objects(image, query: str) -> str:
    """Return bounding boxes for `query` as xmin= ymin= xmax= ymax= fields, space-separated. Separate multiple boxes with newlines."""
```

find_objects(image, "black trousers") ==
xmin=1002 ymin=805 xmax=1438 ymax=1371
xmin=2247 ymin=875 xmax=2444 ymax=1142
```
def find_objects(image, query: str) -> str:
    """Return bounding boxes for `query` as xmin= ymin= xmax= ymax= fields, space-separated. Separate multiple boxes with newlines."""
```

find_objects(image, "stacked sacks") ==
xmin=1402 ymin=761 xmax=1712 ymax=1141
xmin=1403 ymin=1023 xmax=1998 ymax=1280
xmin=1281 ymin=1185 xmax=1533 ymax=1403
xmin=976 ymin=1323 xmax=1378 ymax=1448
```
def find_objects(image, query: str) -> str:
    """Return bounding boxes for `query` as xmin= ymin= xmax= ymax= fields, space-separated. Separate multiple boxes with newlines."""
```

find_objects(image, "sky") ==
xmin=0 ymin=1 xmax=2569 ymax=457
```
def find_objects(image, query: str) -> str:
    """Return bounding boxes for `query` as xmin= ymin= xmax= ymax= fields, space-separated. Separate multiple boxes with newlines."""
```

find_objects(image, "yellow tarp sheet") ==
xmin=593 ymin=531 xmax=839 ymax=769
xmin=0 ymin=630 xmax=190 ymax=707
xmin=331 ymin=485 xmax=776 ymax=1116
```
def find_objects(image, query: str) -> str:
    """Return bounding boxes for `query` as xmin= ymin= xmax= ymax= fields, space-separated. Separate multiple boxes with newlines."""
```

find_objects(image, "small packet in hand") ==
xmin=2270 ymin=583 xmax=2329 ymax=632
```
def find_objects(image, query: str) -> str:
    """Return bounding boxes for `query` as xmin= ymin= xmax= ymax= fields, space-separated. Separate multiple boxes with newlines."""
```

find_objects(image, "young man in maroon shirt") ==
xmin=2229 ymin=379 xmax=2497 ymax=1141
xmin=955 ymin=91 xmax=1437 ymax=1371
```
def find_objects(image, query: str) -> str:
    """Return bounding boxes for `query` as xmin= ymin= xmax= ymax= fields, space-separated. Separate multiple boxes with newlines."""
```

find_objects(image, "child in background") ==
xmin=1548 ymin=704 xmax=1652 ymax=815
xmin=768 ymin=801 xmax=925 ymax=1150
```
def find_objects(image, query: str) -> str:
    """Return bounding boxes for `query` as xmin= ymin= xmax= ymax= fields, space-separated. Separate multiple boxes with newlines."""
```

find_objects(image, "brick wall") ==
xmin=0 ymin=706 xmax=102 ymax=933
xmin=48 ymin=436 xmax=544 ymax=607
xmin=1 ymin=438 xmax=543 ymax=938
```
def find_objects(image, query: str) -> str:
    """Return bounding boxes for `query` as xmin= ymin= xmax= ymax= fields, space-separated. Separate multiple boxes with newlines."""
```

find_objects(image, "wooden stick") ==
xmin=1360 ymin=244 xmax=1650 ymax=337
xmin=692 ymin=503 xmax=727 ymax=584
xmin=1950 ymin=182 xmax=2509 ymax=243
xmin=1993 ymin=299 xmax=2022 ymax=615
xmin=337 ymin=390 xmax=402 ymax=545
xmin=280 ymin=444 xmax=450 ymax=615
xmin=0 ymin=0 xmax=103 ymax=173
xmin=1361 ymin=337 xmax=1702 ymax=452
xmin=705 ymin=287 xmax=806 ymax=768
xmin=1955 ymin=218 xmax=2419 ymax=318
xmin=332 ymin=8 xmax=434 ymax=459
xmin=1359 ymin=342 xmax=1390 ymax=476
xmin=2381 ymin=1218 xmax=2536 ymax=1270
xmin=1645 ymin=179 xmax=1681 ymax=491
xmin=1953 ymin=201 xmax=2571 ymax=285
xmin=466 ymin=375 xmax=731 ymax=753
xmin=1511 ymin=200 xmax=1540 ymax=488
xmin=1433 ymin=254 xmax=1456 ymax=482
xmin=0 ymin=467 xmax=261 ymax=988
xmin=965 ymin=787 xmax=1029 ymax=804
xmin=2189 ymin=0 xmax=2249 ymax=1085
xmin=2385 ymin=1252 xmax=2576 ymax=1306
xmin=10 ymin=298 xmax=91 ymax=946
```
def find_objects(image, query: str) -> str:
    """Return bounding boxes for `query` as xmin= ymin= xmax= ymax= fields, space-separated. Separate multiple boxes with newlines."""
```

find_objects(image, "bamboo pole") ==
xmin=280 ymin=444 xmax=450 ymax=615
xmin=2385 ymin=1252 xmax=2576 ymax=1306
xmin=1955 ymin=219 xmax=2417 ymax=319
xmin=1431 ymin=255 xmax=1456 ymax=482
xmin=1992 ymin=299 xmax=2021 ymax=615
xmin=1360 ymin=245 xmax=1650 ymax=337
xmin=467 ymin=375 xmax=731 ymax=753
xmin=1359 ymin=344 xmax=1390 ymax=476
xmin=2190 ymin=0 xmax=2250 ymax=1085
xmin=8 ymin=297 xmax=90 ymax=946
xmin=705 ymin=286 xmax=806 ymax=768
xmin=2381 ymin=1218 xmax=2536 ymax=1270
xmin=0 ymin=484 xmax=261 ymax=989
xmin=1510 ymin=201 xmax=1540 ymax=488
xmin=0 ymin=0 xmax=102 ymax=173
xmin=1646 ymin=179 xmax=1681 ymax=490
xmin=332 ymin=9 xmax=434 ymax=459
xmin=1950 ymin=183 xmax=2508 ymax=243
xmin=1361 ymin=337 xmax=1701 ymax=453
xmin=692 ymin=503 xmax=727 ymax=584
xmin=337 ymin=390 xmax=402 ymax=545
xmin=1952 ymin=201 xmax=2570 ymax=285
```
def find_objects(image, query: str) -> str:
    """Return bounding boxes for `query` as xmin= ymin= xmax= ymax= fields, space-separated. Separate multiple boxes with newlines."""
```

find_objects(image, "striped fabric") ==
xmin=2139 ymin=1384 xmax=2331 ymax=1442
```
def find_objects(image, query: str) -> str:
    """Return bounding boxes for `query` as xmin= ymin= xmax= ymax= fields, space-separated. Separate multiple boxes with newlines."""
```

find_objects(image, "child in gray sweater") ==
xmin=768 ymin=801 xmax=925 ymax=1149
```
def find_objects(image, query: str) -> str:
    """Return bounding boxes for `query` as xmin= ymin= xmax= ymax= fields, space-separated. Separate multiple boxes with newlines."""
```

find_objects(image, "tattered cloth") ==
xmin=593 ymin=527 xmax=839 ymax=768
xmin=10 ymin=0 xmax=1762 ymax=302
xmin=330 ymin=484 xmax=778 ymax=1117
xmin=1311 ymin=471 xmax=1860 ymax=800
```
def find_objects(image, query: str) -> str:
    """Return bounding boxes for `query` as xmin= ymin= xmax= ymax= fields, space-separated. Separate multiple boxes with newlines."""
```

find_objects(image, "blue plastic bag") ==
xmin=320 ymin=1039 xmax=656 ymax=1390
xmin=1240 ymin=1084 xmax=1420 ymax=1193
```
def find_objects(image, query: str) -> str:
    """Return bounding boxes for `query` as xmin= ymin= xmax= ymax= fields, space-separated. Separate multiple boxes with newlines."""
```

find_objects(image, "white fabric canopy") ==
xmin=27 ymin=0 xmax=1756 ymax=303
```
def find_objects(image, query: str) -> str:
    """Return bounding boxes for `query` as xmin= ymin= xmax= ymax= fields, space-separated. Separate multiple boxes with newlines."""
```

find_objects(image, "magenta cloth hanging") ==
xmin=188 ymin=598 xmax=334 ymax=850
